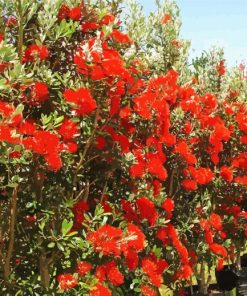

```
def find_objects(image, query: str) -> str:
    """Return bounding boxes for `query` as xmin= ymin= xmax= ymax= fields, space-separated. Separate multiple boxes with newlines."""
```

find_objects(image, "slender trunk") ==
xmin=17 ymin=0 xmax=24 ymax=60
xmin=3 ymin=187 xmax=18 ymax=281
xmin=39 ymin=252 xmax=50 ymax=289
xmin=199 ymin=262 xmax=208 ymax=295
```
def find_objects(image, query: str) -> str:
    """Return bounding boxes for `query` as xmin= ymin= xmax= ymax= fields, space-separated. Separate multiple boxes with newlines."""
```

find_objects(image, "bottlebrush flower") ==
xmin=146 ymin=156 xmax=168 ymax=181
xmin=216 ymin=60 xmax=226 ymax=76
xmin=95 ymin=136 xmax=106 ymax=150
xmin=57 ymin=273 xmax=78 ymax=290
xmin=181 ymin=179 xmax=197 ymax=191
xmin=209 ymin=213 xmax=222 ymax=231
xmin=162 ymin=14 xmax=171 ymax=24
xmin=100 ymin=14 xmax=115 ymax=25
xmin=63 ymin=88 xmax=96 ymax=116
xmin=72 ymin=201 xmax=89 ymax=229
xmin=176 ymin=264 xmax=193 ymax=280
xmin=87 ymin=225 xmax=122 ymax=256
xmin=234 ymin=176 xmax=247 ymax=185
xmin=220 ymin=166 xmax=233 ymax=182
xmin=110 ymin=29 xmax=132 ymax=44
xmin=58 ymin=119 xmax=79 ymax=141
xmin=124 ymin=249 xmax=139 ymax=271
xmin=192 ymin=167 xmax=214 ymax=185
xmin=216 ymin=258 xmax=224 ymax=271
xmin=106 ymin=261 xmax=124 ymax=286
xmin=142 ymin=258 xmax=163 ymax=287
xmin=5 ymin=16 xmax=17 ymax=27
xmin=124 ymin=223 xmax=145 ymax=252
xmin=136 ymin=197 xmax=158 ymax=226
xmin=29 ymin=82 xmax=49 ymax=105
xmin=77 ymin=261 xmax=92 ymax=277
xmin=205 ymin=230 xmax=214 ymax=245
xmin=162 ymin=198 xmax=174 ymax=216
xmin=90 ymin=283 xmax=112 ymax=296
xmin=58 ymin=4 xmax=70 ymax=20
xmin=23 ymin=44 xmax=49 ymax=62
xmin=141 ymin=284 xmax=157 ymax=296
xmin=69 ymin=7 xmax=82 ymax=21
xmin=0 ymin=33 xmax=3 ymax=43
xmin=152 ymin=180 xmax=162 ymax=197
xmin=22 ymin=130 xmax=62 ymax=171
xmin=209 ymin=243 xmax=227 ymax=257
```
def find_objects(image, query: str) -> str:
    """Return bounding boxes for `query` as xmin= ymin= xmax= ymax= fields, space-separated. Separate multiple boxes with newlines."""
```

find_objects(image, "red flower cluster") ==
xmin=57 ymin=273 xmax=78 ymax=291
xmin=90 ymin=283 xmax=112 ymax=296
xmin=58 ymin=4 xmax=82 ymax=21
xmin=77 ymin=261 xmax=92 ymax=277
xmin=23 ymin=44 xmax=49 ymax=62
xmin=63 ymin=88 xmax=96 ymax=116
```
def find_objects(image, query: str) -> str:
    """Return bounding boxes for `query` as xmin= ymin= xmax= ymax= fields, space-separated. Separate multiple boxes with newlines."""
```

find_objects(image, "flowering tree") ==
xmin=0 ymin=0 xmax=246 ymax=295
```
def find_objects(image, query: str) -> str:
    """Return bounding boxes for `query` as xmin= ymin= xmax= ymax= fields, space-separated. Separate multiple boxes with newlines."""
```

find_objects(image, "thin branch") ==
xmin=3 ymin=186 xmax=18 ymax=280
xmin=72 ymin=108 xmax=100 ymax=190
xmin=17 ymin=0 xmax=24 ymax=60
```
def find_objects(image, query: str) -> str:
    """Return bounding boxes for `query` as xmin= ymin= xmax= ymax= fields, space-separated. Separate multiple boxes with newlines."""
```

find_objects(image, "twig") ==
xmin=72 ymin=108 xmax=100 ymax=190
xmin=17 ymin=0 xmax=24 ymax=60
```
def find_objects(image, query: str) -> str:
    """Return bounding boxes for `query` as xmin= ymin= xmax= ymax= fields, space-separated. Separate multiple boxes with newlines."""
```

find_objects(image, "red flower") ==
xmin=124 ymin=249 xmax=139 ymax=271
xmin=142 ymin=258 xmax=163 ymax=287
xmin=111 ymin=29 xmax=132 ymax=43
xmin=192 ymin=167 xmax=214 ymax=185
xmin=124 ymin=223 xmax=145 ymax=252
xmin=63 ymin=88 xmax=96 ymax=116
xmin=209 ymin=213 xmax=222 ymax=231
xmin=205 ymin=230 xmax=214 ymax=245
xmin=216 ymin=60 xmax=226 ymax=76
xmin=95 ymin=265 xmax=107 ymax=282
xmin=87 ymin=225 xmax=122 ymax=256
xmin=57 ymin=273 xmax=78 ymax=291
xmin=95 ymin=136 xmax=106 ymax=150
xmin=58 ymin=119 xmax=79 ymax=141
xmin=106 ymin=261 xmax=124 ymax=286
xmin=152 ymin=180 xmax=162 ymax=197
xmin=234 ymin=176 xmax=247 ymax=185
xmin=81 ymin=21 xmax=99 ymax=32
xmin=162 ymin=14 xmax=171 ymax=24
xmin=209 ymin=243 xmax=227 ymax=257
xmin=136 ymin=197 xmax=158 ymax=226
xmin=77 ymin=261 xmax=92 ymax=277
xmin=5 ymin=16 xmax=17 ymax=27
xmin=176 ymin=264 xmax=193 ymax=280
xmin=23 ymin=44 xmax=49 ymax=62
xmin=216 ymin=258 xmax=224 ymax=271
xmin=90 ymin=283 xmax=112 ymax=296
xmin=129 ymin=162 xmax=145 ymax=178
xmin=146 ymin=155 xmax=168 ymax=181
xmin=69 ymin=7 xmax=82 ymax=21
xmin=162 ymin=198 xmax=174 ymax=216
xmin=141 ymin=284 xmax=157 ymax=296
xmin=181 ymin=179 xmax=197 ymax=191
xmin=28 ymin=82 xmax=49 ymax=105
xmin=58 ymin=4 xmax=70 ymax=20
xmin=101 ymin=14 xmax=115 ymax=25
xmin=220 ymin=166 xmax=233 ymax=182
xmin=0 ymin=33 xmax=3 ymax=43
xmin=22 ymin=130 xmax=62 ymax=170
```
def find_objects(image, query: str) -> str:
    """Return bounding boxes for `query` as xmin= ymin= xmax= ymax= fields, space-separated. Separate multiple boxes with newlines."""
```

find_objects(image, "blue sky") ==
xmin=138 ymin=0 xmax=247 ymax=66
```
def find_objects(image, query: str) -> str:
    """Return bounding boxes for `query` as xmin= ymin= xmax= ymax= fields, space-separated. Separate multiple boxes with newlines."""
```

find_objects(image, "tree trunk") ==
xmin=39 ymin=253 xmax=50 ymax=289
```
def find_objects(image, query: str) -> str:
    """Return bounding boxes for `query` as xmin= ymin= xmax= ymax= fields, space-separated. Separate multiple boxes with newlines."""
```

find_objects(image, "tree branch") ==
xmin=3 ymin=186 xmax=18 ymax=281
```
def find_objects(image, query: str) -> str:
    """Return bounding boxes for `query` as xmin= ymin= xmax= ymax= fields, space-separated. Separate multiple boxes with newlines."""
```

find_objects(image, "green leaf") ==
xmin=61 ymin=219 xmax=73 ymax=235
xmin=48 ymin=242 xmax=55 ymax=248
xmin=57 ymin=242 xmax=64 ymax=252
